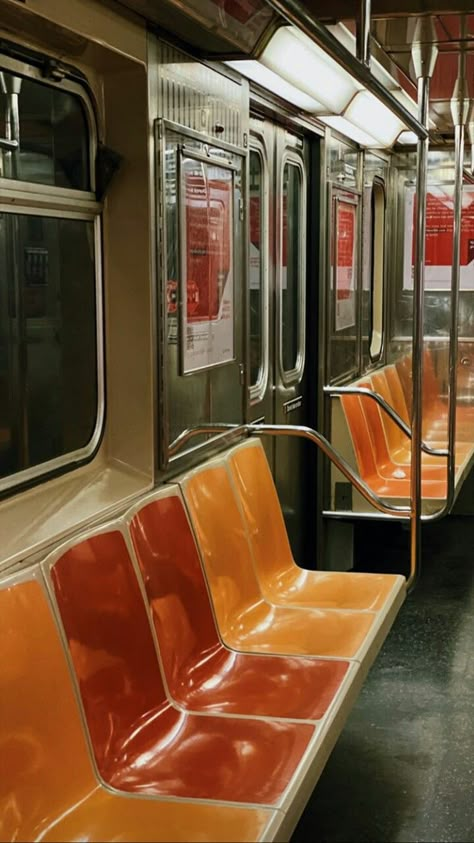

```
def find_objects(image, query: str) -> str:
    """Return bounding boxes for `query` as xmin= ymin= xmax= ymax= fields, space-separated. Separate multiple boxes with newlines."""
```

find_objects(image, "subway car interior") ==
xmin=0 ymin=0 xmax=473 ymax=840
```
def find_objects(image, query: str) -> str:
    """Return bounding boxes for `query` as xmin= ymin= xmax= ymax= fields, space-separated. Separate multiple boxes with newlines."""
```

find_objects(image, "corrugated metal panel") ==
xmin=157 ymin=41 xmax=247 ymax=148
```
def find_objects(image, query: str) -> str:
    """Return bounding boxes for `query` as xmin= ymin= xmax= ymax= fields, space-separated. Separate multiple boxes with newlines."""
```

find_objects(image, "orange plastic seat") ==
xmin=369 ymin=369 xmax=470 ymax=468
xmin=0 ymin=574 xmax=275 ymax=843
xmin=340 ymin=391 xmax=447 ymax=500
xmin=226 ymin=438 xmax=405 ymax=612
xmin=181 ymin=462 xmax=387 ymax=662
xmin=49 ymin=529 xmax=314 ymax=806
xmin=128 ymin=487 xmax=351 ymax=720
xmin=395 ymin=352 xmax=474 ymax=443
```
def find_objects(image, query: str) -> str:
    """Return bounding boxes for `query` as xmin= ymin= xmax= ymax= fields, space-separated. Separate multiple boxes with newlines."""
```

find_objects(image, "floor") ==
xmin=292 ymin=515 xmax=474 ymax=843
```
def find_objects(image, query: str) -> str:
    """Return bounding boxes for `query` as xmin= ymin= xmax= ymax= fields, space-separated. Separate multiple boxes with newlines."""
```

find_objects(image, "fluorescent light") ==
xmin=261 ymin=26 xmax=360 ymax=113
xmin=397 ymin=130 xmax=418 ymax=145
xmin=225 ymin=60 xmax=324 ymax=112
xmin=321 ymin=116 xmax=380 ymax=147
xmin=345 ymin=91 xmax=405 ymax=147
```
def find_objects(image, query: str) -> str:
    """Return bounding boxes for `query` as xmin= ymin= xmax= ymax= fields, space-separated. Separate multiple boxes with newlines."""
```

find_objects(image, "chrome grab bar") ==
xmin=169 ymin=422 xmax=411 ymax=518
xmin=324 ymin=385 xmax=449 ymax=458
xmin=168 ymin=422 xmax=427 ymax=588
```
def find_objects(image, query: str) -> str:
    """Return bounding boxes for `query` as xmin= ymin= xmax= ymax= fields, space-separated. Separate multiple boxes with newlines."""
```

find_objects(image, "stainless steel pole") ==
xmin=406 ymin=18 xmax=438 ymax=591
xmin=407 ymin=75 xmax=430 ymax=592
xmin=357 ymin=0 xmax=371 ymax=67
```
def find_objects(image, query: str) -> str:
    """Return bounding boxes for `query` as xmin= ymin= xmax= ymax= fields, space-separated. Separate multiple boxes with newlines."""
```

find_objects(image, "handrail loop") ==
xmin=169 ymin=422 xmax=411 ymax=518
xmin=324 ymin=385 xmax=449 ymax=458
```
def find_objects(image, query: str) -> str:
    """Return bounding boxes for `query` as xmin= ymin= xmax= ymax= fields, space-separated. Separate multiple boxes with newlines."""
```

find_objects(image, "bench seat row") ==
xmin=337 ymin=350 xmax=474 ymax=510
xmin=0 ymin=438 xmax=405 ymax=842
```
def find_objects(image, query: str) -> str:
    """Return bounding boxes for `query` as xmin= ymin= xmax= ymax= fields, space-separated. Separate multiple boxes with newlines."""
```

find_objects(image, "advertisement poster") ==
xmin=403 ymin=185 xmax=474 ymax=290
xmin=181 ymin=158 xmax=234 ymax=374
xmin=335 ymin=199 xmax=357 ymax=331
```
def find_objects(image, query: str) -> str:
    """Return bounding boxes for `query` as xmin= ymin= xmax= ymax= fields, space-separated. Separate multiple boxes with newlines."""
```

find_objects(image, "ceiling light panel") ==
xmin=261 ymin=26 xmax=361 ymax=114
xmin=345 ymin=90 xmax=406 ymax=147
xmin=225 ymin=60 xmax=325 ymax=112
xmin=321 ymin=115 xmax=381 ymax=147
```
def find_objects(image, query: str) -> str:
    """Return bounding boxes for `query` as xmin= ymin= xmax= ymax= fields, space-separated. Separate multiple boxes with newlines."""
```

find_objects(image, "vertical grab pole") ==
xmin=447 ymin=16 xmax=469 ymax=516
xmin=407 ymin=19 xmax=438 ymax=592
xmin=356 ymin=0 xmax=371 ymax=68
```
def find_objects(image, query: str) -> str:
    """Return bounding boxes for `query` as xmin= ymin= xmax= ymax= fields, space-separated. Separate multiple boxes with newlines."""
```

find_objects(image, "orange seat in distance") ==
xmin=226 ymin=438 xmax=405 ymax=612
xmin=0 ymin=574 xmax=275 ymax=843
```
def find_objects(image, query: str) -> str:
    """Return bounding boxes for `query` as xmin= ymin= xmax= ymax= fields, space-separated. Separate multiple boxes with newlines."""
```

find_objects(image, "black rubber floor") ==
xmin=292 ymin=515 xmax=474 ymax=843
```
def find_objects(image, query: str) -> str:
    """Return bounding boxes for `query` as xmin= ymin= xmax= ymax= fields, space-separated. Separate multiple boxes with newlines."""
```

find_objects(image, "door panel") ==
xmin=247 ymin=118 xmax=314 ymax=566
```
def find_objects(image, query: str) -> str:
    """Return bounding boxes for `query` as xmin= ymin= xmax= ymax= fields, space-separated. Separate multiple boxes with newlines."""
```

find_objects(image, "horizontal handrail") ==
xmin=324 ymin=385 xmax=449 ymax=458
xmin=169 ymin=422 xmax=411 ymax=518
xmin=168 ymin=424 xmax=249 ymax=459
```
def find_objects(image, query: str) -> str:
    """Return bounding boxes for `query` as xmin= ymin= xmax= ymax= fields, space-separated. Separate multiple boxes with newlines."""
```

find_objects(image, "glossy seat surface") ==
xmin=182 ymin=464 xmax=377 ymax=659
xmin=130 ymin=490 xmax=350 ymax=720
xmin=227 ymin=439 xmax=403 ymax=611
xmin=0 ymin=577 xmax=273 ymax=843
xmin=341 ymin=391 xmax=448 ymax=499
xmin=51 ymin=530 xmax=314 ymax=805
xmin=369 ymin=370 xmax=469 ymax=468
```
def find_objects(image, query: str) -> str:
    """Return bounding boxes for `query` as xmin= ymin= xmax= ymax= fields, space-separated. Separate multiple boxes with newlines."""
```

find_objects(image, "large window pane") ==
xmin=0 ymin=71 xmax=90 ymax=190
xmin=281 ymin=162 xmax=302 ymax=374
xmin=249 ymin=149 xmax=263 ymax=387
xmin=0 ymin=214 xmax=98 ymax=479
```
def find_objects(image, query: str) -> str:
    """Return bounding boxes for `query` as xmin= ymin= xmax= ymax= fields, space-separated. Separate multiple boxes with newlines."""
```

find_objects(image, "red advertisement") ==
xmin=404 ymin=185 xmax=474 ymax=290
xmin=181 ymin=159 xmax=234 ymax=373
xmin=335 ymin=199 xmax=356 ymax=330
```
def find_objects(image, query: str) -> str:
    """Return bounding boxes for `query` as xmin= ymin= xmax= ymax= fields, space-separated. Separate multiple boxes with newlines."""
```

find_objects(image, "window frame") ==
xmin=0 ymin=53 xmax=104 ymax=496
xmin=368 ymin=176 xmax=386 ymax=363
xmin=248 ymin=138 xmax=269 ymax=404
xmin=278 ymin=151 xmax=306 ymax=387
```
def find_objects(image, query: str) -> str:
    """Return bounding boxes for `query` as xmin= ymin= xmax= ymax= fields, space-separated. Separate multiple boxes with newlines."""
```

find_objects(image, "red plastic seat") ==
xmin=128 ymin=487 xmax=351 ymax=720
xmin=0 ymin=575 xmax=275 ymax=843
xmin=49 ymin=529 xmax=314 ymax=806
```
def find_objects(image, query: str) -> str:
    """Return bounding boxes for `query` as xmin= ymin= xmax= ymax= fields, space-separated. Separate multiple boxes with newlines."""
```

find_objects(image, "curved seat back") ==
xmin=227 ymin=439 xmax=294 ymax=590
xmin=340 ymin=391 xmax=379 ymax=482
xmin=128 ymin=489 xmax=223 ymax=695
xmin=181 ymin=461 xmax=263 ymax=638
xmin=0 ymin=575 xmax=96 ymax=842
xmin=49 ymin=528 xmax=168 ymax=785
xmin=370 ymin=370 xmax=405 ymax=454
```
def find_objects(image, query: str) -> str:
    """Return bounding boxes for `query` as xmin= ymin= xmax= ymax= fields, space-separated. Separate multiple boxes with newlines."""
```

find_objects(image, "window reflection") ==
xmin=0 ymin=71 xmax=90 ymax=190
xmin=249 ymin=149 xmax=263 ymax=386
xmin=0 ymin=214 xmax=97 ymax=478
xmin=281 ymin=162 xmax=301 ymax=374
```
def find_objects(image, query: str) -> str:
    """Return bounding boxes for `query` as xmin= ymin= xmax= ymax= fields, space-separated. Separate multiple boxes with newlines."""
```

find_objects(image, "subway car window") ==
xmin=281 ymin=161 xmax=302 ymax=374
xmin=0 ymin=65 xmax=100 ymax=492
xmin=0 ymin=214 xmax=98 ymax=480
xmin=0 ymin=70 xmax=90 ymax=190
xmin=369 ymin=180 xmax=386 ymax=361
xmin=249 ymin=148 xmax=264 ymax=388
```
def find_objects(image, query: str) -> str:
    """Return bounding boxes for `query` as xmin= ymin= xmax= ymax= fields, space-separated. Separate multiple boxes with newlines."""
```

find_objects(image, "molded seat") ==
xmin=226 ymin=438 xmax=405 ymax=612
xmin=395 ymin=353 xmax=474 ymax=443
xmin=369 ymin=369 xmax=470 ymax=468
xmin=128 ymin=487 xmax=352 ymax=720
xmin=180 ymin=461 xmax=392 ymax=663
xmin=0 ymin=575 xmax=275 ymax=843
xmin=48 ymin=529 xmax=314 ymax=806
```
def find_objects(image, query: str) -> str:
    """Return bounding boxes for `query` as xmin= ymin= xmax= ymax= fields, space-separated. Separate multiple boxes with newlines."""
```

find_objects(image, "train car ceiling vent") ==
xmin=228 ymin=24 xmax=416 ymax=148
